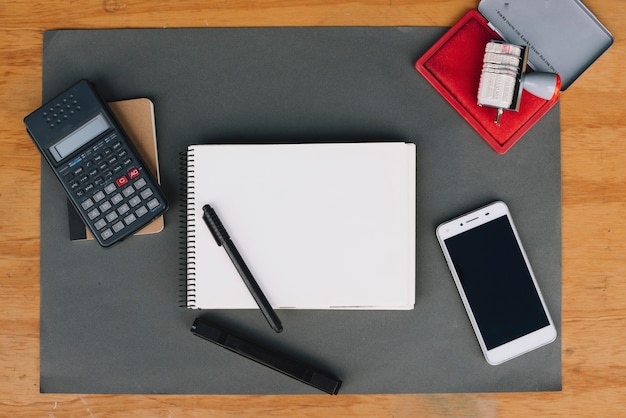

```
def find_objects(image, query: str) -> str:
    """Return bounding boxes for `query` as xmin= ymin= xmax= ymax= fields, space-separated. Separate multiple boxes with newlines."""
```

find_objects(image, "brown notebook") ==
xmin=68 ymin=98 xmax=164 ymax=240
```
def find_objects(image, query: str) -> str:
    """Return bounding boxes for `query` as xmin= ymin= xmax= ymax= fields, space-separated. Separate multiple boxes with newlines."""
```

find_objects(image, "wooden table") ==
xmin=1 ymin=1 xmax=624 ymax=416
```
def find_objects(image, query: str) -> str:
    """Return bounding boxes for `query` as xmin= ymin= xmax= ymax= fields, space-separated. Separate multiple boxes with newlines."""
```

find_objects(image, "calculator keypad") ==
xmin=64 ymin=133 xmax=165 ymax=243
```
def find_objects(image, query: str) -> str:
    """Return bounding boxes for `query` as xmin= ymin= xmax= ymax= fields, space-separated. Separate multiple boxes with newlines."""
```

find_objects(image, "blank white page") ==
xmin=186 ymin=142 xmax=416 ymax=309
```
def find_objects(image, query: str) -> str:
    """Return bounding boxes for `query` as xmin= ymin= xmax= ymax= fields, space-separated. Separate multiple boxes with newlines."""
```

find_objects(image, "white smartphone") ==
xmin=436 ymin=201 xmax=556 ymax=365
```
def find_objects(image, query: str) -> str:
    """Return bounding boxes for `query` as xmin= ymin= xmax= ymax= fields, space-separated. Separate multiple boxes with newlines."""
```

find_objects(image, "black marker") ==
xmin=202 ymin=204 xmax=283 ymax=333
xmin=191 ymin=317 xmax=342 ymax=394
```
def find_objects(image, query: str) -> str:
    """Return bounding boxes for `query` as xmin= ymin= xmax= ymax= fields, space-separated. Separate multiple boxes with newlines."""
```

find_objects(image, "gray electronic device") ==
xmin=436 ymin=201 xmax=556 ymax=365
xmin=24 ymin=79 xmax=168 ymax=247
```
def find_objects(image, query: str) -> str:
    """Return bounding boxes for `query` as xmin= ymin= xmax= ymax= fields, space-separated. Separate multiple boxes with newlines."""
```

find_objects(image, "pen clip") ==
xmin=202 ymin=204 xmax=228 ymax=247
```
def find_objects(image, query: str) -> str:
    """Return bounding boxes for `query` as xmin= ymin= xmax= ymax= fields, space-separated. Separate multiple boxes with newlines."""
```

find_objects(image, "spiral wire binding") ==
xmin=179 ymin=149 xmax=197 ymax=308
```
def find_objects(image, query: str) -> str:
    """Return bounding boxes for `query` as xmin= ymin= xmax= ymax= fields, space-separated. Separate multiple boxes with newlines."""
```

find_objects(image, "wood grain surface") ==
xmin=1 ymin=1 xmax=625 ymax=416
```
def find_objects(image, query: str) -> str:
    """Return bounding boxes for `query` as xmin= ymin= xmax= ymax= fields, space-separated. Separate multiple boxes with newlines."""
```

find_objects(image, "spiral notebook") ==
xmin=184 ymin=142 xmax=416 ymax=310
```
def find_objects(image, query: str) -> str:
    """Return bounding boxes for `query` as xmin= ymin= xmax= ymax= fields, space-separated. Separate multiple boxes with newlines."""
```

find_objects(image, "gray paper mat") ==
xmin=40 ymin=27 xmax=561 ymax=394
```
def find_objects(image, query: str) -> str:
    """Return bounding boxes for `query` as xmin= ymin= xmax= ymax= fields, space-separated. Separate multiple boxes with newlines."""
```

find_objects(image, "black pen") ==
xmin=202 ymin=204 xmax=283 ymax=333
xmin=191 ymin=317 xmax=341 ymax=394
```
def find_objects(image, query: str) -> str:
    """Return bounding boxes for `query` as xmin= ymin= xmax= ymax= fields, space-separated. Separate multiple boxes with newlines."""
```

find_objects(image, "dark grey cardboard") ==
xmin=39 ymin=27 xmax=561 ymax=394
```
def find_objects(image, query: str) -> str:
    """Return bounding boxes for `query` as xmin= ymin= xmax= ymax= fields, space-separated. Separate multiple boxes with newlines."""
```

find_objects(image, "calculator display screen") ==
xmin=49 ymin=113 xmax=110 ymax=162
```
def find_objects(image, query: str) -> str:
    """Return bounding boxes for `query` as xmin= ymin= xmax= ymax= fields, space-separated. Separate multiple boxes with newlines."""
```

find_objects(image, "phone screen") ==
xmin=443 ymin=215 xmax=550 ymax=350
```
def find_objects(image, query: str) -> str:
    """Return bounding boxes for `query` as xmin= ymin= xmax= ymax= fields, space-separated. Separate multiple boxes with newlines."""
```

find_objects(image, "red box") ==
xmin=415 ymin=10 xmax=558 ymax=154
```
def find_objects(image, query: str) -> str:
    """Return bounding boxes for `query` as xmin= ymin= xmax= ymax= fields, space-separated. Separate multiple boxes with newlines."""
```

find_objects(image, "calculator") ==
xmin=24 ymin=80 xmax=168 ymax=247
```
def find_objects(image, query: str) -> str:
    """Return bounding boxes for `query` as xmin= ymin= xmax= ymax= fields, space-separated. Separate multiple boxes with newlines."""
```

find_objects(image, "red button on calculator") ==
xmin=115 ymin=175 xmax=128 ymax=187
xmin=128 ymin=167 xmax=140 ymax=179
